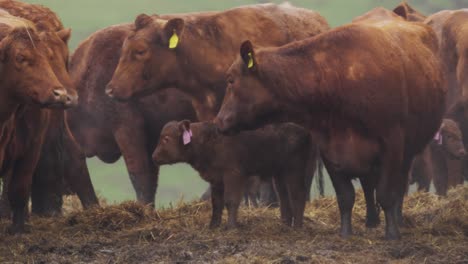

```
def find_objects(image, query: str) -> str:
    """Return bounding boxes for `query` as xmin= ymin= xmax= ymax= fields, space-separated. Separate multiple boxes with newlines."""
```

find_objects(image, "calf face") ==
xmin=0 ymin=28 xmax=67 ymax=107
xmin=437 ymin=119 xmax=466 ymax=159
xmin=106 ymin=15 xmax=182 ymax=100
xmin=152 ymin=120 xmax=191 ymax=165
xmin=216 ymin=41 xmax=279 ymax=132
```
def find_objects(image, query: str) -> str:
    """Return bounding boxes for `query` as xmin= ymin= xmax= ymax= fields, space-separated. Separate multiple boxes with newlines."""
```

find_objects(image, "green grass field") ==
xmin=22 ymin=0 xmax=462 ymax=207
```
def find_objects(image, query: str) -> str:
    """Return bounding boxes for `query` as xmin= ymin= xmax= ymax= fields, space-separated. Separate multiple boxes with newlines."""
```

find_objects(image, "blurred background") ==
xmin=22 ymin=0 xmax=467 ymax=207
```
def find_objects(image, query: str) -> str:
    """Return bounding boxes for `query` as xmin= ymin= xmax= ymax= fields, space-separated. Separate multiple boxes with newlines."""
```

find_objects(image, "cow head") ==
xmin=215 ymin=40 xmax=280 ymax=133
xmin=152 ymin=120 xmax=193 ymax=165
xmin=393 ymin=2 xmax=426 ymax=22
xmin=435 ymin=119 xmax=466 ymax=159
xmin=106 ymin=14 xmax=184 ymax=101
xmin=0 ymin=26 xmax=67 ymax=107
xmin=38 ymin=26 xmax=78 ymax=107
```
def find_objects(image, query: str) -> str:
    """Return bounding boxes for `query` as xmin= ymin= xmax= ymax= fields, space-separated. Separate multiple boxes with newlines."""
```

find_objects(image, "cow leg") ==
xmin=223 ymin=173 xmax=244 ymax=229
xmin=9 ymin=151 xmax=44 ymax=233
xmin=360 ymin=176 xmax=380 ymax=228
xmin=247 ymin=176 xmax=260 ymax=208
xmin=63 ymin=126 xmax=99 ymax=209
xmin=209 ymin=182 xmax=224 ymax=228
xmin=286 ymin=171 xmax=307 ymax=228
xmin=330 ymin=172 xmax=355 ymax=238
xmin=274 ymin=175 xmax=293 ymax=226
xmin=114 ymin=126 xmax=157 ymax=205
xmin=0 ymin=171 xmax=11 ymax=219
xmin=376 ymin=134 xmax=406 ymax=240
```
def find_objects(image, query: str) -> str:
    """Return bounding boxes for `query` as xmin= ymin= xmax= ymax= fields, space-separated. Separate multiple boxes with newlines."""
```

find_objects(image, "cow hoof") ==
xmin=209 ymin=221 xmax=221 ymax=229
xmin=384 ymin=230 xmax=401 ymax=240
xmin=225 ymin=222 xmax=239 ymax=230
xmin=7 ymin=224 xmax=30 ymax=235
xmin=366 ymin=218 xmax=381 ymax=228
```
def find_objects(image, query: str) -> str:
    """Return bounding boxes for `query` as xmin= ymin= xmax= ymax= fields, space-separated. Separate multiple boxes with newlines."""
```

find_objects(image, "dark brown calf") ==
xmin=215 ymin=15 xmax=445 ymax=239
xmin=153 ymin=121 xmax=316 ymax=228
xmin=411 ymin=119 xmax=466 ymax=195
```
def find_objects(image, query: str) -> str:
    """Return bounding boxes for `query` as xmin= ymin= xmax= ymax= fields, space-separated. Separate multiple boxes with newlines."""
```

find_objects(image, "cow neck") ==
xmin=174 ymin=23 xmax=234 ymax=119
xmin=0 ymin=92 xmax=20 ymax=124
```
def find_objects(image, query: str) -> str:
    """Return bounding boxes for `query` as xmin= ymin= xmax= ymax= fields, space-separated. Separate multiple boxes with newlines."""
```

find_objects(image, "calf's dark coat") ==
xmin=153 ymin=121 xmax=316 ymax=227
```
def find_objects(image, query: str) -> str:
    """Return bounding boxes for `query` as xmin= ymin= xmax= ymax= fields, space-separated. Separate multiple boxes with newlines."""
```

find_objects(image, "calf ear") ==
xmin=240 ymin=40 xmax=256 ymax=71
xmin=178 ymin=120 xmax=191 ymax=133
xmin=135 ymin=14 xmax=153 ymax=30
xmin=164 ymin=18 xmax=184 ymax=49
xmin=57 ymin=28 xmax=71 ymax=44
xmin=393 ymin=3 xmax=409 ymax=20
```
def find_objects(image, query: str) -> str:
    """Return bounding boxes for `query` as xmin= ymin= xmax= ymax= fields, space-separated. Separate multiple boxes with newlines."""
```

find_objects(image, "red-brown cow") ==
xmin=105 ymin=3 xmax=329 ymax=121
xmin=67 ymin=24 xmax=197 ymax=205
xmin=215 ymin=11 xmax=445 ymax=240
xmin=0 ymin=13 xmax=69 ymax=233
xmin=0 ymin=0 xmax=98 ymax=218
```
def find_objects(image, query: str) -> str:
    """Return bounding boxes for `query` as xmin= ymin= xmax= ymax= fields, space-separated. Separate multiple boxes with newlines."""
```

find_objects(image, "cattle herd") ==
xmin=0 ymin=0 xmax=466 ymax=241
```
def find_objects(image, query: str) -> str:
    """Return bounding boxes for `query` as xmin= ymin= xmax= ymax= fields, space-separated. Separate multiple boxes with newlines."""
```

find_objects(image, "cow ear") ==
xmin=178 ymin=120 xmax=191 ymax=133
xmin=393 ymin=3 xmax=409 ymax=19
xmin=240 ymin=40 xmax=256 ymax=71
xmin=0 ymin=36 xmax=9 ymax=63
xmin=135 ymin=14 xmax=153 ymax=30
xmin=164 ymin=18 xmax=184 ymax=49
xmin=57 ymin=28 xmax=71 ymax=44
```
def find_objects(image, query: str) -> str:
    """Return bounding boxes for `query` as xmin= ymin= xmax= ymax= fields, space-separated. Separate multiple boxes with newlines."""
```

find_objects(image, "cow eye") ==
xmin=134 ymin=49 xmax=147 ymax=57
xmin=227 ymin=77 xmax=234 ymax=85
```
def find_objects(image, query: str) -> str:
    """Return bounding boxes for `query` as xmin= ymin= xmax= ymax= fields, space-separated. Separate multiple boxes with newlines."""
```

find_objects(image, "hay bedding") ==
xmin=0 ymin=186 xmax=466 ymax=263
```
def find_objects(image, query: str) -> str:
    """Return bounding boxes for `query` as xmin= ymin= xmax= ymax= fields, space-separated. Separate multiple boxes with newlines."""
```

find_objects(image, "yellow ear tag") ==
xmin=247 ymin=52 xmax=254 ymax=68
xmin=169 ymin=30 xmax=179 ymax=49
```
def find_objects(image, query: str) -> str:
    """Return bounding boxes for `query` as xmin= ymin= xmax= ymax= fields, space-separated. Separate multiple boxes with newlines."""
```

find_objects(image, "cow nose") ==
xmin=66 ymin=92 xmax=79 ymax=107
xmin=105 ymin=84 xmax=114 ymax=98
xmin=459 ymin=149 xmax=466 ymax=157
xmin=53 ymin=88 xmax=68 ymax=102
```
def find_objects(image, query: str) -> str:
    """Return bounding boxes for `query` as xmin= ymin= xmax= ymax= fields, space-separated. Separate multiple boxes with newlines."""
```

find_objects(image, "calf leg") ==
xmin=114 ymin=126 xmax=157 ymax=205
xmin=259 ymin=179 xmax=278 ymax=207
xmin=0 ymin=172 xmax=11 ymax=219
xmin=223 ymin=173 xmax=245 ymax=228
xmin=210 ymin=183 xmax=224 ymax=228
xmin=274 ymin=176 xmax=293 ymax=226
xmin=286 ymin=171 xmax=307 ymax=228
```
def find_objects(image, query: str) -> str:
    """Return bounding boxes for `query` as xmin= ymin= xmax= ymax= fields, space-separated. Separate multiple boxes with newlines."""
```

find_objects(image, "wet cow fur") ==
xmin=153 ymin=121 xmax=317 ymax=228
xmin=0 ymin=0 xmax=99 ymax=219
xmin=411 ymin=119 xmax=466 ymax=195
xmin=67 ymin=24 xmax=197 ymax=205
xmin=106 ymin=3 xmax=329 ymax=121
xmin=215 ymin=8 xmax=445 ymax=239
xmin=0 ymin=13 xmax=70 ymax=233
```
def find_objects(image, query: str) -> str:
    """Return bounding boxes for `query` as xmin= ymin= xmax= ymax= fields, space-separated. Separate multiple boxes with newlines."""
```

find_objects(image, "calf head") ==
xmin=152 ymin=120 xmax=193 ymax=165
xmin=434 ymin=119 xmax=466 ymax=159
xmin=0 ymin=26 xmax=67 ymax=107
xmin=215 ymin=41 xmax=280 ymax=133
xmin=38 ymin=26 xmax=77 ymax=107
xmin=106 ymin=14 xmax=184 ymax=101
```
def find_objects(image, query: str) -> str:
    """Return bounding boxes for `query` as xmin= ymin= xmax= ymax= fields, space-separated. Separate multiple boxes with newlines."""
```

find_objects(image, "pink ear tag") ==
xmin=434 ymin=131 xmax=442 ymax=145
xmin=182 ymin=129 xmax=192 ymax=145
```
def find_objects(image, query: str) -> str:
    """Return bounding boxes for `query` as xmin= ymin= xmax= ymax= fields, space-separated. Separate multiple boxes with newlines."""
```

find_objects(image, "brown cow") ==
xmin=105 ymin=3 xmax=329 ymax=121
xmin=215 ymin=12 xmax=445 ymax=240
xmin=411 ymin=119 xmax=466 ymax=195
xmin=0 ymin=13 xmax=69 ymax=233
xmin=67 ymin=24 xmax=197 ymax=205
xmin=0 ymin=0 xmax=99 ymax=218
xmin=153 ymin=121 xmax=316 ymax=228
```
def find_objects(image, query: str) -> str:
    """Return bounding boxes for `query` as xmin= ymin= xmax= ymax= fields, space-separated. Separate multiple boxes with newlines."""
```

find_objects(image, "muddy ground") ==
xmin=0 ymin=186 xmax=466 ymax=263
